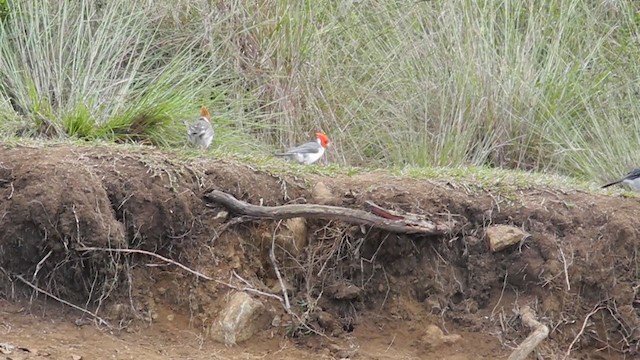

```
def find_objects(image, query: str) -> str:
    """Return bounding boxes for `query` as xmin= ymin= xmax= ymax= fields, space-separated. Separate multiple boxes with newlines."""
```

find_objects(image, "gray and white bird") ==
xmin=601 ymin=168 xmax=640 ymax=191
xmin=186 ymin=106 xmax=214 ymax=149
xmin=274 ymin=133 xmax=330 ymax=165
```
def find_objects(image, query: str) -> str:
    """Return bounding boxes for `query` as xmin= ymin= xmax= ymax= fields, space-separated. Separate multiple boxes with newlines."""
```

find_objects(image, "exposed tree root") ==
xmin=508 ymin=306 xmax=549 ymax=360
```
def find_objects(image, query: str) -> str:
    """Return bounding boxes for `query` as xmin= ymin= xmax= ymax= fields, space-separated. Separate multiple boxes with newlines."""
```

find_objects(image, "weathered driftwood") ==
xmin=205 ymin=190 xmax=451 ymax=235
xmin=507 ymin=306 xmax=549 ymax=360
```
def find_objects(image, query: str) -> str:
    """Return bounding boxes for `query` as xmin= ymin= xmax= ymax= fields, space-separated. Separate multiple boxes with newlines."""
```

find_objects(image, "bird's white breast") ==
xmin=622 ymin=178 xmax=640 ymax=191
xmin=298 ymin=147 xmax=325 ymax=165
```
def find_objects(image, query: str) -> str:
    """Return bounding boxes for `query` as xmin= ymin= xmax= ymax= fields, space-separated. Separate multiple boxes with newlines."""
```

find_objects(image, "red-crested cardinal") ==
xmin=602 ymin=168 xmax=640 ymax=191
xmin=274 ymin=132 xmax=330 ymax=165
xmin=187 ymin=106 xmax=214 ymax=149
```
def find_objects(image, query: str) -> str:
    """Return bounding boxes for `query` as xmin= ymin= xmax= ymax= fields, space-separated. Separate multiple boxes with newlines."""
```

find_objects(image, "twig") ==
xmin=559 ymin=246 xmax=571 ymax=291
xmin=380 ymin=266 xmax=390 ymax=311
xmin=219 ymin=272 xmax=284 ymax=303
xmin=32 ymin=250 xmax=53 ymax=282
xmin=205 ymin=190 xmax=451 ymax=234
xmin=491 ymin=273 xmax=508 ymax=319
xmin=15 ymin=275 xmax=111 ymax=328
xmin=384 ymin=334 xmax=396 ymax=353
xmin=563 ymin=304 xmax=604 ymax=360
xmin=7 ymin=182 xmax=14 ymax=200
xmin=75 ymin=247 xmax=213 ymax=281
xmin=209 ymin=216 xmax=255 ymax=244
xmin=270 ymin=221 xmax=291 ymax=312
xmin=507 ymin=305 xmax=549 ymax=360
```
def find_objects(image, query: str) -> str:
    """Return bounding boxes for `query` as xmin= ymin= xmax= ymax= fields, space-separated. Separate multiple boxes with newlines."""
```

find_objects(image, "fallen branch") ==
xmin=205 ymin=190 xmax=451 ymax=235
xmin=508 ymin=306 xmax=549 ymax=360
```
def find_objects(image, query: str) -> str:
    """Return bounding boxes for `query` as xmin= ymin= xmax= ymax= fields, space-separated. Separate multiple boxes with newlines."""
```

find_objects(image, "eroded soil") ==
xmin=0 ymin=144 xmax=639 ymax=360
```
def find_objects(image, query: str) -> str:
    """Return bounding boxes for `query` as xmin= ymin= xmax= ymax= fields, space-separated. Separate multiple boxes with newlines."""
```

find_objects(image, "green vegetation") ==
xmin=1 ymin=0 xmax=640 ymax=184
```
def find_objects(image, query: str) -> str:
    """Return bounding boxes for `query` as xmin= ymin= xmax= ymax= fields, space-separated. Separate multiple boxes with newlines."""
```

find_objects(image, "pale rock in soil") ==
xmin=284 ymin=217 xmax=308 ymax=254
xmin=211 ymin=291 xmax=273 ymax=346
xmin=312 ymin=181 xmax=341 ymax=205
xmin=268 ymin=217 xmax=308 ymax=258
xmin=485 ymin=225 xmax=530 ymax=252
xmin=419 ymin=324 xmax=462 ymax=350
xmin=327 ymin=280 xmax=362 ymax=300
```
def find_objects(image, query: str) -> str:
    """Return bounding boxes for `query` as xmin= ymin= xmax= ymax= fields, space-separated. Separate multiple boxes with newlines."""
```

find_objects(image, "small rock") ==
xmin=328 ymin=281 xmax=362 ymax=301
xmin=214 ymin=210 xmax=229 ymax=220
xmin=211 ymin=291 xmax=273 ymax=346
xmin=285 ymin=217 xmax=308 ymax=254
xmin=316 ymin=311 xmax=343 ymax=337
xmin=0 ymin=342 xmax=14 ymax=354
xmin=106 ymin=303 xmax=128 ymax=319
xmin=420 ymin=325 xmax=462 ymax=350
xmin=71 ymin=355 xmax=82 ymax=360
xmin=312 ymin=182 xmax=341 ymax=205
xmin=269 ymin=279 xmax=294 ymax=295
xmin=271 ymin=315 xmax=281 ymax=327
xmin=426 ymin=297 xmax=442 ymax=314
xmin=485 ymin=225 xmax=530 ymax=252
xmin=330 ymin=343 xmax=359 ymax=359
xmin=271 ymin=218 xmax=308 ymax=258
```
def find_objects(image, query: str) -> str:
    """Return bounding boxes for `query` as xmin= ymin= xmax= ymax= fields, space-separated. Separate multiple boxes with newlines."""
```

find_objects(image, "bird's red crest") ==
xmin=316 ymin=132 xmax=330 ymax=148
xmin=200 ymin=106 xmax=211 ymax=120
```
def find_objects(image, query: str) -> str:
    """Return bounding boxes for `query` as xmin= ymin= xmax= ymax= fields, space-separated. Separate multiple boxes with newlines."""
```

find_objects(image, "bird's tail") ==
xmin=601 ymin=180 xmax=622 ymax=189
xmin=273 ymin=153 xmax=290 ymax=157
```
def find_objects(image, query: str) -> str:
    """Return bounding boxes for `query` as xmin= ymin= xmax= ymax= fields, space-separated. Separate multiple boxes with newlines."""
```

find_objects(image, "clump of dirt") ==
xmin=0 ymin=144 xmax=638 ymax=359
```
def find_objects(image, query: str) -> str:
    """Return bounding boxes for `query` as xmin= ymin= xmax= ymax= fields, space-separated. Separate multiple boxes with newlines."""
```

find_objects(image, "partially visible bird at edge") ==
xmin=601 ymin=168 xmax=640 ymax=191
xmin=274 ymin=133 xmax=330 ymax=165
xmin=186 ymin=106 xmax=214 ymax=149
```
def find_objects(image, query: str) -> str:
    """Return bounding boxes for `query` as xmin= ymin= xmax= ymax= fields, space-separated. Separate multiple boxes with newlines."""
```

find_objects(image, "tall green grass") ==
xmin=200 ymin=0 xmax=640 ymax=181
xmin=1 ymin=0 xmax=640 ymax=182
xmin=0 ymin=0 xmax=228 ymax=145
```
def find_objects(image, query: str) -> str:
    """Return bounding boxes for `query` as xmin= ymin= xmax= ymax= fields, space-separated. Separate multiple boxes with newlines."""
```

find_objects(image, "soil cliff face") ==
xmin=0 ymin=144 xmax=637 ymax=359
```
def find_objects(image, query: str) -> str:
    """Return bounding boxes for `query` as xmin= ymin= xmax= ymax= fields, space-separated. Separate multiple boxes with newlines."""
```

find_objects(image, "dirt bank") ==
xmin=0 ymin=144 xmax=637 ymax=359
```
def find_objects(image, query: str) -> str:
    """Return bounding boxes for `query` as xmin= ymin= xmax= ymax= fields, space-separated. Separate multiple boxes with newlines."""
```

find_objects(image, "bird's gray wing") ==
xmin=188 ymin=119 xmax=211 ymax=136
xmin=283 ymin=141 xmax=321 ymax=154
xmin=624 ymin=168 xmax=640 ymax=180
